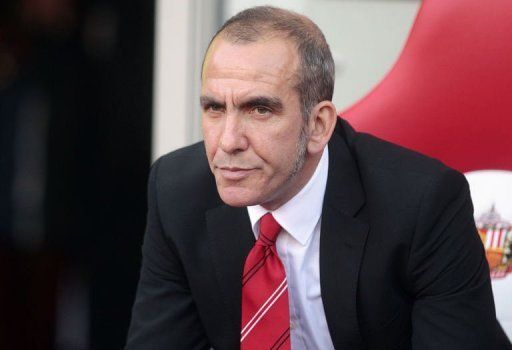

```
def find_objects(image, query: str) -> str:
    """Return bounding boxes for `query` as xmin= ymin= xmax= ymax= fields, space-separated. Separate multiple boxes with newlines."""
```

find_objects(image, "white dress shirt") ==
xmin=247 ymin=146 xmax=334 ymax=350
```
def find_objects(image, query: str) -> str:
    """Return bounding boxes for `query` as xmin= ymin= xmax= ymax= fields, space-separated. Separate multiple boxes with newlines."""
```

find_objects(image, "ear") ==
xmin=306 ymin=101 xmax=338 ymax=155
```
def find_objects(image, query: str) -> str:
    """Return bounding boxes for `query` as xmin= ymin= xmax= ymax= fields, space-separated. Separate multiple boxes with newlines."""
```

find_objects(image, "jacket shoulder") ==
xmin=340 ymin=120 xmax=465 ymax=186
xmin=336 ymin=119 xmax=469 ymax=223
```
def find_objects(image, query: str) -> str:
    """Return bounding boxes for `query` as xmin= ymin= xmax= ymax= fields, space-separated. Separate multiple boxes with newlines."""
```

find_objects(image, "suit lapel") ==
xmin=320 ymin=121 xmax=369 ymax=349
xmin=206 ymin=204 xmax=254 ymax=344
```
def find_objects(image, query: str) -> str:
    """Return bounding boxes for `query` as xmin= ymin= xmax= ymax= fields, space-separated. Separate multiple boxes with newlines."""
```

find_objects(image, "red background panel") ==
xmin=341 ymin=0 xmax=512 ymax=173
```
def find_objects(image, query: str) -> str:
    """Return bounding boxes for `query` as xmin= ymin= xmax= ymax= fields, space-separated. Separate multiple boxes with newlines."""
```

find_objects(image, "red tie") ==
xmin=241 ymin=213 xmax=290 ymax=350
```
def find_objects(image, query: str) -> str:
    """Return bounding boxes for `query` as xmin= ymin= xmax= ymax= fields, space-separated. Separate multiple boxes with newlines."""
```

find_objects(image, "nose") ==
xmin=219 ymin=114 xmax=248 ymax=154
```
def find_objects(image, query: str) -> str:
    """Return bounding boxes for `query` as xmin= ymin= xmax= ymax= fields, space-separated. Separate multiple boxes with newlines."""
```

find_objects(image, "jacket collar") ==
xmin=320 ymin=119 xmax=368 ymax=349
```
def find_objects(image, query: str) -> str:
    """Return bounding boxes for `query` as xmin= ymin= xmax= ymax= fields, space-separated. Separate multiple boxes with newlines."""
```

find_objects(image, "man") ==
xmin=126 ymin=6 xmax=500 ymax=349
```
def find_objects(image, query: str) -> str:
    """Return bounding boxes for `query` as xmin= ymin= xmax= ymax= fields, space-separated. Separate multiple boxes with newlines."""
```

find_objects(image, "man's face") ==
xmin=201 ymin=36 xmax=311 ymax=209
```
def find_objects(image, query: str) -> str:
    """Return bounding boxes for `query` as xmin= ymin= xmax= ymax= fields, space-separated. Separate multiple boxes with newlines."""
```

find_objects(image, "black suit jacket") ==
xmin=126 ymin=119 xmax=501 ymax=349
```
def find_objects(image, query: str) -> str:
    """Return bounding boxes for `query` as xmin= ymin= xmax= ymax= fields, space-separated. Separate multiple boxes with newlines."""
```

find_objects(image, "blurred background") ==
xmin=10 ymin=0 xmax=499 ymax=349
xmin=1 ymin=0 xmax=154 ymax=348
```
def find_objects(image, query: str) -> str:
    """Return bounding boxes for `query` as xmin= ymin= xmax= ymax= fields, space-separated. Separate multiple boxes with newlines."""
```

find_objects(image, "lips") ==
xmin=217 ymin=167 xmax=255 ymax=180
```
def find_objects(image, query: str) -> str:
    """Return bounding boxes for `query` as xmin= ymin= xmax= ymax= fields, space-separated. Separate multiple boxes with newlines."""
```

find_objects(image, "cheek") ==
xmin=256 ymin=134 xmax=300 ymax=171
xmin=202 ymin=120 xmax=220 ymax=157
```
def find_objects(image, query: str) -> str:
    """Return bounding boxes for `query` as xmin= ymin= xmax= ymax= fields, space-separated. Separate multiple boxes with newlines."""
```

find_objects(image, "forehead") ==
xmin=202 ymin=37 xmax=299 ymax=92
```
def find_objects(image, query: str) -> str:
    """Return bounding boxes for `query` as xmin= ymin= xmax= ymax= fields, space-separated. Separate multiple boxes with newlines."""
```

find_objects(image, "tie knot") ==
xmin=258 ymin=213 xmax=281 ymax=245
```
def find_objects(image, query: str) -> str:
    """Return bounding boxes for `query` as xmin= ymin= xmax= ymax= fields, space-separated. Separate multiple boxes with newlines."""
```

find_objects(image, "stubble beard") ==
xmin=289 ymin=123 xmax=309 ymax=180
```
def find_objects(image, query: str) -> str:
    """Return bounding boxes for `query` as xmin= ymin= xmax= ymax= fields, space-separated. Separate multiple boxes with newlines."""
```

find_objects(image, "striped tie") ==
xmin=241 ymin=213 xmax=290 ymax=350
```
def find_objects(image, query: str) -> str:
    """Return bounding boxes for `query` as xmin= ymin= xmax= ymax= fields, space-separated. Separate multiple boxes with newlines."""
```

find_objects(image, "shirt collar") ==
xmin=247 ymin=146 xmax=329 ymax=246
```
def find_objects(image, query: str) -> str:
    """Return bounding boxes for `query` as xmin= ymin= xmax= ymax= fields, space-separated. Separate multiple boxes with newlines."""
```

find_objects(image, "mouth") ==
xmin=217 ymin=167 xmax=255 ymax=180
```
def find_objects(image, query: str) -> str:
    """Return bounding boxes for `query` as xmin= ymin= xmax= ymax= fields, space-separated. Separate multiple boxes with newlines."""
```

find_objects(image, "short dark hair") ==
xmin=204 ymin=6 xmax=335 ymax=121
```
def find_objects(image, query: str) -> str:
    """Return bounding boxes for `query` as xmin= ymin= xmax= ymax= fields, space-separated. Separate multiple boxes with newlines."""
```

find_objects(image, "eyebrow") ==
xmin=239 ymin=96 xmax=284 ymax=113
xmin=199 ymin=95 xmax=284 ymax=113
xmin=200 ymin=96 xmax=225 ymax=110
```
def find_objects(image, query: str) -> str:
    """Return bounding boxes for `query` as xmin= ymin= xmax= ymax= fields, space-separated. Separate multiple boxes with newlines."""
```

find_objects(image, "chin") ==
xmin=216 ymin=187 xmax=260 ymax=208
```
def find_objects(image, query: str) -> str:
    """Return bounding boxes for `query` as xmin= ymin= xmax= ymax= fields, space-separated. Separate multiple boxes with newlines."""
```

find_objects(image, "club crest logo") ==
xmin=465 ymin=170 xmax=512 ymax=280
xmin=476 ymin=205 xmax=512 ymax=279
xmin=465 ymin=169 xmax=512 ymax=339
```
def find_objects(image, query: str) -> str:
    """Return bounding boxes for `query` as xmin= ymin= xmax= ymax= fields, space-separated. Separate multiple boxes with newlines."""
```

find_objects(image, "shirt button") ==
xmin=290 ymin=322 xmax=294 ymax=329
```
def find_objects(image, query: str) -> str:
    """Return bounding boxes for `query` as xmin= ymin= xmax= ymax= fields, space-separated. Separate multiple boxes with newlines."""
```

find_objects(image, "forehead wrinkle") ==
xmin=202 ymin=37 xmax=300 ymax=109
xmin=203 ymin=70 xmax=297 ymax=104
xmin=204 ymin=38 xmax=299 ymax=81
xmin=205 ymin=67 xmax=295 ymax=86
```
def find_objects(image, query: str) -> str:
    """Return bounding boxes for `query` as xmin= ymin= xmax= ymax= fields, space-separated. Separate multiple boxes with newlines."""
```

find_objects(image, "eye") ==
xmin=252 ymin=106 xmax=271 ymax=116
xmin=207 ymin=104 xmax=225 ymax=113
